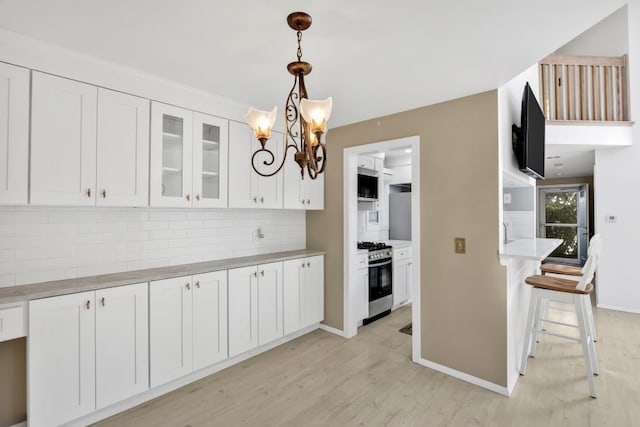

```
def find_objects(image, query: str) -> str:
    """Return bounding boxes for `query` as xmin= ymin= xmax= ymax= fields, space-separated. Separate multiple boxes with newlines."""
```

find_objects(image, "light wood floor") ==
xmin=95 ymin=305 xmax=640 ymax=427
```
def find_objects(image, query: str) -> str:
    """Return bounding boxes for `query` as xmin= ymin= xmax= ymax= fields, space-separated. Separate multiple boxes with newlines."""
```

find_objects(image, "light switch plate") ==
xmin=503 ymin=193 xmax=512 ymax=204
xmin=455 ymin=237 xmax=466 ymax=254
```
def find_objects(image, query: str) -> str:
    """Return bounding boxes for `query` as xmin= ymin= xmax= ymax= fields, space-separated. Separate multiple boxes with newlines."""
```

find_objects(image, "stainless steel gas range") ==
xmin=358 ymin=241 xmax=392 ymax=324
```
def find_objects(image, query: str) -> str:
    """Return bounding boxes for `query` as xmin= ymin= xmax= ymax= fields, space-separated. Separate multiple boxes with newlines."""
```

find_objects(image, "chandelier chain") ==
xmin=296 ymin=31 xmax=303 ymax=62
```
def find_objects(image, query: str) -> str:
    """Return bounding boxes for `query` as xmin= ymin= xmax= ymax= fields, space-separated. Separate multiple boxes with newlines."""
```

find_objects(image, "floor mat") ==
xmin=399 ymin=323 xmax=412 ymax=335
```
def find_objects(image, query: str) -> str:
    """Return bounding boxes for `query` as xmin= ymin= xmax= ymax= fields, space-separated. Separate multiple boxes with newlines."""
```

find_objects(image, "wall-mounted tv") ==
xmin=512 ymin=82 xmax=545 ymax=179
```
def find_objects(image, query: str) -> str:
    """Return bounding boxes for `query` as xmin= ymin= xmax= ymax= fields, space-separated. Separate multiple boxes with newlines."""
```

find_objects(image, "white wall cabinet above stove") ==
xmin=0 ymin=62 xmax=29 ymax=205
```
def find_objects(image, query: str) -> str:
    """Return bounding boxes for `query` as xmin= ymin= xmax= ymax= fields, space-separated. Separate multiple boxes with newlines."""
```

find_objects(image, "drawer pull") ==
xmin=86 ymin=300 xmax=91 ymax=310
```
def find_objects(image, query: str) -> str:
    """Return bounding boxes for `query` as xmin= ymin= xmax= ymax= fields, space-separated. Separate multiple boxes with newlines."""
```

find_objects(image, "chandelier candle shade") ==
xmin=245 ymin=11 xmax=332 ymax=180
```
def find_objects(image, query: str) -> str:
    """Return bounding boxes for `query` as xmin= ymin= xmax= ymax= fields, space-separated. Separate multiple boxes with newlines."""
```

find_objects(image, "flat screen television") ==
xmin=512 ymin=82 xmax=545 ymax=179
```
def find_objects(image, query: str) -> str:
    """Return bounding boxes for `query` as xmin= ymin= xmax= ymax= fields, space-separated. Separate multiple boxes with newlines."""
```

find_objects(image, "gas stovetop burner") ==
xmin=357 ymin=241 xmax=392 ymax=251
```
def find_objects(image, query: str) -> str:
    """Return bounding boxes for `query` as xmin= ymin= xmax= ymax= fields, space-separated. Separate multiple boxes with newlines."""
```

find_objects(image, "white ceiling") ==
xmin=545 ymin=145 xmax=595 ymax=178
xmin=0 ymin=0 xmax=626 ymax=127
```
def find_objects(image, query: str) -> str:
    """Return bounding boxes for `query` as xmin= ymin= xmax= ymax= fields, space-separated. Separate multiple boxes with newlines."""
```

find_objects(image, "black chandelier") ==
xmin=245 ymin=11 xmax=332 ymax=180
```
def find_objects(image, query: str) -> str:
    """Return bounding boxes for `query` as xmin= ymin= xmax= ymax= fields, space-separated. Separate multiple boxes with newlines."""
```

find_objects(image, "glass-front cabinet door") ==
xmin=150 ymin=102 xmax=193 ymax=207
xmin=192 ymin=113 xmax=228 ymax=207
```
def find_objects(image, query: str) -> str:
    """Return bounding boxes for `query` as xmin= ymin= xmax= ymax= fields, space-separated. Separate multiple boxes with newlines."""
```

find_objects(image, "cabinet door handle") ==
xmin=101 ymin=189 xmax=106 ymax=198
xmin=196 ymin=281 xmax=200 ymax=289
xmin=253 ymin=196 xmax=258 ymax=203
xmin=186 ymin=193 xmax=191 ymax=201
xmin=196 ymin=194 xmax=201 ymax=201
xmin=301 ymin=263 xmax=306 ymax=268
xmin=306 ymin=199 xmax=311 ymax=205
xmin=100 ymin=297 xmax=105 ymax=306
xmin=252 ymin=271 xmax=258 ymax=278
xmin=301 ymin=200 xmax=306 ymax=204
xmin=86 ymin=300 xmax=91 ymax=310
xmin=86 ymin=188 xmax=92 ymax=198
xmin=306 ymin=262 xmax=311 ymax=267
xmin=260 ymin=197 xmax=264 ymax=203
xmin=186 ymin=282 xmax=191 ymax=290
xmin=260 ymin=270 xmax=265 ymax=276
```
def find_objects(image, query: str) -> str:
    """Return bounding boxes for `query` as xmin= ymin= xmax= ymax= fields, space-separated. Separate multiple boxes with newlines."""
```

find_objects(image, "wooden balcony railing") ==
xmin=539 ymin=54 xmax=630 ymax=122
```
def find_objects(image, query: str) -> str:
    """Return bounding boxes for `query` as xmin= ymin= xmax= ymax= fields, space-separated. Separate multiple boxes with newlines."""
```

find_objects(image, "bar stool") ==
xmin=519 ymin=237 xmax=602 ymax=398
xmin=540 ymin=234 xmax=601 ymax=341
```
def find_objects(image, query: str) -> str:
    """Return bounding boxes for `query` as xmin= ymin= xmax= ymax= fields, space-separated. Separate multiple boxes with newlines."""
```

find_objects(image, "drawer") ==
xmin=357 ymin=253 xmax=368 ymax=269
xmin=393 ymin=246 xmax=412 ymax=261
xmin=0 ymin=305 xmax=26 ymax=342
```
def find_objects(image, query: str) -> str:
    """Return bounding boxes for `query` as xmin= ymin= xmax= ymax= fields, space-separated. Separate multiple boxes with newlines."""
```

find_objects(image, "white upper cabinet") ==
xmin=150 ymin=103 xmax=229 ymax=208
xmin=192 ymin=112 xmax=228 ymax=208
xmin=96 ymin=88 xmax=150 ymax=207
xmin=282 ymin=140 xmax=324 ymax=210
xmin=30 ymin=72 xmax=98 ymax=205
xmin=228 ymin=121 xmax=283 ymax=209
xmin=31 ymin=73 xmax=150 ymax=207
xmin=150 ymin=102 xmax=194 ymax=207
xmin=0 ymin=63 xmax=29 ymax=205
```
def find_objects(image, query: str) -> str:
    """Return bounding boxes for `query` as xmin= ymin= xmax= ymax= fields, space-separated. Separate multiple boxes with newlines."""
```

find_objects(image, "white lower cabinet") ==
xmin=149 ymin=271 xmax=228 ymax=387
xmin=28 ymin=283 xmax=148 ymax=427
xmin=356 ymin=265 xmax=369 ymax=323
xmin=392 ymin=247 xmax=412 ymax=307
xmin=283 ymin=255 xmax=325 ymax=334
xmin=228 ymin=262 xmax=283 ymax=357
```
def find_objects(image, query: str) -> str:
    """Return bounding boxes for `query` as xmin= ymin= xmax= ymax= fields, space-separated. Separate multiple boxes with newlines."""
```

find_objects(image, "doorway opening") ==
xmin=343 ymin=135 xmax=421 ymax=363
xmin=538 ymin=184 xmax=589 ymax=265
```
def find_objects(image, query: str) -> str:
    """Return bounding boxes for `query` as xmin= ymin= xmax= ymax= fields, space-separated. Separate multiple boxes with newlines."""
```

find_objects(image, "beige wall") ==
xmin=308 ymin=90 xmax=509 ymax=386
xmin=0 ymin=338 xmax=27 ymax=426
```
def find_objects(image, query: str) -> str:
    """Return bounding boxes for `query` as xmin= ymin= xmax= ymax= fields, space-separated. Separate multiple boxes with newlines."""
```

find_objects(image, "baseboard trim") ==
xmin=415 ymin=357 xmax=510 ymax=397
xmin=319 ymin=323 xmax=348 ymax=338
xmin=597 ymin=304 xmax=640 ymax=314
xmin=66 ymin=324 xmax=319 ymax=426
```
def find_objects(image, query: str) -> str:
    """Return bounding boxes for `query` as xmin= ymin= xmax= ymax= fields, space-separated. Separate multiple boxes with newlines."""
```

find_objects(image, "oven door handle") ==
xmin=369 ymin=259 xmax=392 ymax=267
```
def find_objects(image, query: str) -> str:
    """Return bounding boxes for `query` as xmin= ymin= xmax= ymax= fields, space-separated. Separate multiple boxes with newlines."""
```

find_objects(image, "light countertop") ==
xmin=385 ymin=240 xmax=412 ymax=248
xmin=0 ymin=249 xmax=325 ymax=305
xmin=499 ymin=238 xmax=563 ymax=262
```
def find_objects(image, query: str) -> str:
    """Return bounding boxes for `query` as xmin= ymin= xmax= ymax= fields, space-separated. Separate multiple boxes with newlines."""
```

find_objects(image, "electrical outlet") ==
xmin=454 ymin=238 xmax=466 ymax=254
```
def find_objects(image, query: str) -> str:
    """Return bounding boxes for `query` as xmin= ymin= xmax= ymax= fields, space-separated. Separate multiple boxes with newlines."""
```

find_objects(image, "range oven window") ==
xmin=369 ymin=258 xmax=392 ymax=301
xmin=358 ymin=174 xmax=378 ymax=199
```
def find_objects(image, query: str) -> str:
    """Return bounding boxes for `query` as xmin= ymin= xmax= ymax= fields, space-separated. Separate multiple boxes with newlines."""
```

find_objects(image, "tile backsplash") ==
xmin=0 ymin=207 xmax=305 ymax=287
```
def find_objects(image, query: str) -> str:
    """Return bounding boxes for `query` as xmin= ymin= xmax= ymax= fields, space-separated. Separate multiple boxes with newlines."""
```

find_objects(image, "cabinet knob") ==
xmin=101 ymin=189 xmax=106 ymax=198
xmin=306 ymin=199 xmax=311 ymax=205
xmin=186 ymin=193 xmax=191 ymax=201
xmin=100 ymin=297 xmax=105 ymax=306
xmin=252 ymin=271 xmax=258 ymax=277
xmin=301 ymin=200 xmax=306 ymax=204
xmin=86 ymin=300 xmax=91 ymax=310
xmin=301 ymin=263 xmax=306 ymax=268
xmin=186 ymin=282 xmax=191 ymax=290
xmin=86 ymin=188 xmax=92 ymax=198
xmin=260 ymin=197 xmax=264 ymax=203
xmin=260 ymin=270 xmax=265 ymax=276
xmin=307 ymin=262 xmax=311 ymax=268
xmin=196 ymin=194 xmax=201 ymax=201
xmin=253 ymin=196 xmax=258 ymax=203
xmin=196 ymin=281 xmax=200 ymax=289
